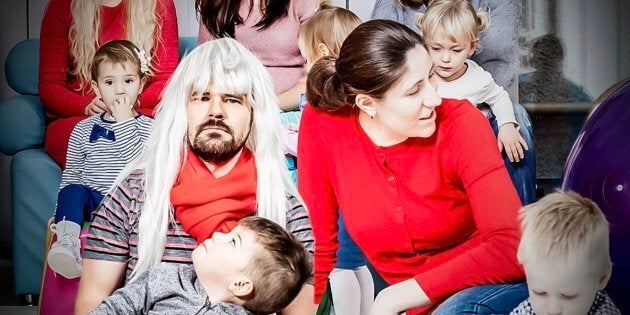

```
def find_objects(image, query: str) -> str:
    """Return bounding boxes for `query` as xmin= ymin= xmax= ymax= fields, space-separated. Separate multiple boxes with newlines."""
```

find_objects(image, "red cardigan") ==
xmin=298 ymin=99 xmax=525 ymax=313
xmin=38 ymin=0 xmax=179 ymax=118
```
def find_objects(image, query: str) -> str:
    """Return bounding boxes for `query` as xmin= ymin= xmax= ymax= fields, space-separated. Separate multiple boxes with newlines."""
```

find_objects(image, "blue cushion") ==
xmin=11 ymin=149 xmax=61 ymax=295
xmin=0 ymin=95 xmax=46 ymax=155
xmin=5 ymin=39 xmax=39 ymax=95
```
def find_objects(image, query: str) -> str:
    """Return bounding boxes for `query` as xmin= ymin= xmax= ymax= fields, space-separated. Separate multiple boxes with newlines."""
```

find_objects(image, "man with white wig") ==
xmin=75 ymin=38 xmax=315 ymax=314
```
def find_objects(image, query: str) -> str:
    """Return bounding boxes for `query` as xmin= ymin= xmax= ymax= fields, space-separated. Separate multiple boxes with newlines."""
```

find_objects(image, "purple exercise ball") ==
xmin=562 ymin=79 xmax=630 ymax=312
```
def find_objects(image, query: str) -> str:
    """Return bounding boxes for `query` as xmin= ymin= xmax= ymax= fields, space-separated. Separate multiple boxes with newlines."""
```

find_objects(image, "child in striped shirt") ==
xmin=47 ymin=40 xmax=153 ymax=279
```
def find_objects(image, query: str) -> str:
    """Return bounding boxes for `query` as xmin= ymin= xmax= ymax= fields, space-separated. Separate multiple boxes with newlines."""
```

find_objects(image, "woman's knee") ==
xmin=433 ymin=283 xmax=528 ymax=315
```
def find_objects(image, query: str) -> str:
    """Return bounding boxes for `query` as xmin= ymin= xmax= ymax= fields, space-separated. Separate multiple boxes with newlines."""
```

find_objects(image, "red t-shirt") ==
xmin=298 ymin=99 xmax=524 ymax=313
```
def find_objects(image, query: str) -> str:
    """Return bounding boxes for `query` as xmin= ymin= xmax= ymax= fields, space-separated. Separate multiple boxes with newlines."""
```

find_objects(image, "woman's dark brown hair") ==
xmin=306 ymin=19 xmax=424 ymax=111
xmin=196 ymin=0 xmax=289 ymax=38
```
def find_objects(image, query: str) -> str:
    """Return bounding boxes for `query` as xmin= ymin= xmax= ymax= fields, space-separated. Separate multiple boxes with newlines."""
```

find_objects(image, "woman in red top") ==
xmin=39 ymin=0 xmax=179 ymax=167
xmin=298 ymin=20 xmax=527 ymax=314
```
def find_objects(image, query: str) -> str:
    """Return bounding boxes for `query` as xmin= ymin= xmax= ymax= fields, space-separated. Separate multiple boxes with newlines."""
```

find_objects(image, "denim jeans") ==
xmin=433 ymin=283 xmax=529 ymax=314
xmin=487 ymin=102 xmax=537 ymax=205
xmin=55 ymin=184 xmax=104 ymax=225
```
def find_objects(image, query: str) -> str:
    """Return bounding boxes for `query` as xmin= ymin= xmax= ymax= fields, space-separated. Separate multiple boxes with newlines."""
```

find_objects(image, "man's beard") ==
xmin=189 ymin=119 xmax=247 ymax=164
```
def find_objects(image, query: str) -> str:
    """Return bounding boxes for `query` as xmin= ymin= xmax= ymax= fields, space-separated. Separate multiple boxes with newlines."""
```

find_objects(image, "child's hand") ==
xmin=498 ymin=123 xmax=528 ymax=163
xmin=84 ymin=97 xmax=107 ymax=115
xmin=109 ymin=96 xmax=135 ymax=122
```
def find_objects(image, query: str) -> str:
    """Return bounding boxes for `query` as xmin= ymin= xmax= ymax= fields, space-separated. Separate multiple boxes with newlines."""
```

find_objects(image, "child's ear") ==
xmin=317 ymin=43 xmax=331 ymax=57
xmin=355 ymin=94 xmax=378 ymax=118
xmin=138 ymin=76 xmax=147 ymax=94
xmin=469 ymin=39 xmax=479 ymax=56
xmin=91 ymin=80 xmax=102 ymax=98
xmin=228 ymin=276 xmax=254 ymax=298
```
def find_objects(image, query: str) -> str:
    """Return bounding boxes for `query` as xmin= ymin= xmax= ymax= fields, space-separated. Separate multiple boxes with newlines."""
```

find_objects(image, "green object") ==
xmin=316 ymin=281 xmax=334 ymax=315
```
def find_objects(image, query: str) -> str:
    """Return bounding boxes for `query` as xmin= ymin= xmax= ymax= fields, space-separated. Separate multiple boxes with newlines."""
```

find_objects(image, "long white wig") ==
xmin=125 ymin=38 xmax=300 ymax=280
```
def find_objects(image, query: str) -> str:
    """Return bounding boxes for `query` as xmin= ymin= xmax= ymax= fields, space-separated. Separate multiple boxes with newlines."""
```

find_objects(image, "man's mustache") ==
xmin=199 ymin=119 xmax=232 ymax=135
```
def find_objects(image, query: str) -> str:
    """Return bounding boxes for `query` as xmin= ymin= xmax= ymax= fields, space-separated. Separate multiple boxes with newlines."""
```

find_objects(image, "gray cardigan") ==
xmin=90 ymin=263 xmax=251 ymax=315
xmin=371 ymin=0 xmax=520 ymax=100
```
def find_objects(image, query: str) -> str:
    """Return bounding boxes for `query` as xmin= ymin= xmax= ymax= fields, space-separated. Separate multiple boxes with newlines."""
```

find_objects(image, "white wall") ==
xmin=558 ymin=0 xmax=620 ymax=99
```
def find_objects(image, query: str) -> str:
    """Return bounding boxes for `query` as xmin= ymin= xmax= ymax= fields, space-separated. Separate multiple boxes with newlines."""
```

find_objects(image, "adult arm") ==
xmin=281 ymin=284 xmax=316 ymax=315
xmin=474 ymin=0 xmax=519 ymax=97
xmin=75 ymin=259 xmax=127 ymax=315
xmin=297 ymin=105 xmax=340 ymax=302
xmin=137 ymin=0 xmax=179 ymax=112
xmin=38 ymin=0 xmax=94 ymax=117
xmin=412 ymin=106 xmax=524 ymax=303
xmin=370 ymin=0 xmax=421 ymax=32
xmin=281 ymin=195 xmax=316 ymax=313
xmin=278 ymin=82 xmax=306 ymax=111
xmin=78 ymin=173 xmax=141 ymax=313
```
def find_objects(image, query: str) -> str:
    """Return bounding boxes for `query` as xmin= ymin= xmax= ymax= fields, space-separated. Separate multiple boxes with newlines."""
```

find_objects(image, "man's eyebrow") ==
xmin=223 ymin=93 xmax=245 ymax=99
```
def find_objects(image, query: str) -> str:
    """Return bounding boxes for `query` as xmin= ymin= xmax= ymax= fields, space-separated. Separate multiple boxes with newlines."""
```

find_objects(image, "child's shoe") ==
xmin=47 ymin=220 xmax=82 ymax=279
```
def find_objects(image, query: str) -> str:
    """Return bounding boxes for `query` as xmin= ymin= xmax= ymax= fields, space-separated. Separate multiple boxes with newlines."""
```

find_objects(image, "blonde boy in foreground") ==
xmin=511 ymin=190 xmax=620 ymax=314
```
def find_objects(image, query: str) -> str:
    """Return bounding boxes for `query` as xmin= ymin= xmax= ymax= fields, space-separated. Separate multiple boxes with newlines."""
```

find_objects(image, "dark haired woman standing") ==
xmin=299 ymin=20 xmax=527 ymax=314
xmin=197 ymin=0 xmax=318 ymax=113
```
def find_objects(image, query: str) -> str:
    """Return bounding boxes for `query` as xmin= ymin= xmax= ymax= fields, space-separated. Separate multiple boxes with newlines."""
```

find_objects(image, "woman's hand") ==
xmin=84 ymin=97 xmax=107 ymax=115
xmin=498 ymin=123 xmax=528 ymax=163
xmin=369 ymin=279 xmax=430 ymax=315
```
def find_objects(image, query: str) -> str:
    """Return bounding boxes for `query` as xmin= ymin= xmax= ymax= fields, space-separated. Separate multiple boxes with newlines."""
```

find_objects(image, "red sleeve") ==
xmin=38 ymin=0 xmax=93 ymax=117
xmin=297 ymin=105 xmax=340 ymax=302
xmin=414 ymin=103 xmax=524 ymax=302
xmin=137 ymin=0 xmax=179 ymax=113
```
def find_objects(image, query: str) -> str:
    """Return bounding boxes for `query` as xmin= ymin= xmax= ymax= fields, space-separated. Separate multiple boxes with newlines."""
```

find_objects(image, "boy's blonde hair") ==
xmin=416 ymin=0 xmax=488 ymax=45
xmin=518 ymin=190 xmax=612 ymax=277
xmin=298 ymin=3 xmax=362 ymax=62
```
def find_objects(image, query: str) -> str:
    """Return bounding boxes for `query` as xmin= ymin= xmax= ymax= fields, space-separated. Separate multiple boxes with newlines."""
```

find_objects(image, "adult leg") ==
xmin=354 ymin=265 xmax=375 ymax=315
xmin=432 ymin=283 xmax=529 ymax=315
xmin=330 ymin=268 xmax=362 ymax=315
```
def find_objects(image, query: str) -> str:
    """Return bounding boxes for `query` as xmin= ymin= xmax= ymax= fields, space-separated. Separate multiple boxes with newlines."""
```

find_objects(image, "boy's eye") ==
xmin=105 ymin=80 xmax=113 ymax=86
xmin=430 ymin=47 xmax=441 ymax=51
xmin=125 ymin=79 xmax=134 ymax=84
xmin=561 ymin=293 xmax=577 ymax=300
xmin=453 ymin=49 xmax=463 ymax=53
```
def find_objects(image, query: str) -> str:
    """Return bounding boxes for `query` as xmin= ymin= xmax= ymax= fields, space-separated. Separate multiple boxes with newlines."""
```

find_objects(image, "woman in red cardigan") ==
xmin=38 ymin=0 xmax=179 ymax=167
xmin=298 ymin=20 xmax=527 ymax=315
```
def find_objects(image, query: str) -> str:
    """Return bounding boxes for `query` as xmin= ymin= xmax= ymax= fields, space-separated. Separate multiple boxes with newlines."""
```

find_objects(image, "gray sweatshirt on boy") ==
xmin=90 ymin=263 xmax=251 ymax=315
